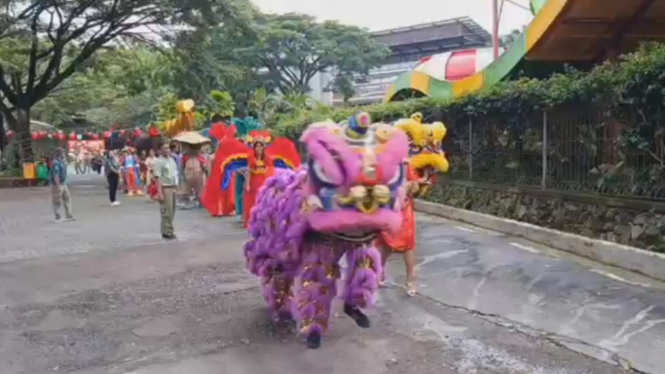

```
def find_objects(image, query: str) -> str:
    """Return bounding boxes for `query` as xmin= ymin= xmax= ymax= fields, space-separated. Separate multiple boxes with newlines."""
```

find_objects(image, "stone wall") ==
xmin=425 ymin=182 xmax=665 ymax=253
xmin=0 ymin=177 xmax=42 ymax=189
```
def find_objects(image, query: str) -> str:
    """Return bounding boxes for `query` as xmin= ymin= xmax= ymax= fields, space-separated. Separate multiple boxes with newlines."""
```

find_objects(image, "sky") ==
xmin=250 ymin=0 xmax=534 ymax=36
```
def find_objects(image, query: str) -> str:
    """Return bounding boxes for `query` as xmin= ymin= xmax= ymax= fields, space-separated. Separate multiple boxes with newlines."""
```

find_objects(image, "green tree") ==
xmin=0 ymin=0 xmax=243 ymax=161
xmin=244 ymin=13 xmax=389 ymax=94
xmin=169 ymin=4 xmax=258 ymax=102
xmin=329 ymin=73 xmax=356 ymax=105
xmin=201 ymin=90 xmax=235 ymax=122
xmin=28 ymin=47 xmax=176 ymax=129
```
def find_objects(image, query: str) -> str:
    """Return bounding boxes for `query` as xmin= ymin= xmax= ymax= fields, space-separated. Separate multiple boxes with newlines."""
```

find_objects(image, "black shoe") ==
xmin=162 ymin=234 xmax=177 ymax=240
xmin=344 ymin=303 xmax=371 ymax=328
xmin=306 ymin=331 xmax=321 ymax=349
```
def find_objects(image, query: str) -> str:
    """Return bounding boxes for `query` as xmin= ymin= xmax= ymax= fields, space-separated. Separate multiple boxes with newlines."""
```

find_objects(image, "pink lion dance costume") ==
xmin=243 ymin=112 xmax=409 ymax=349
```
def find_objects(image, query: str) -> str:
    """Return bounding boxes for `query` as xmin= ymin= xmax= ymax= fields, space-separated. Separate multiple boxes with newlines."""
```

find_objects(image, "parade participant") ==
xmin=201 ymin=123 xmax=237 ymax=217
xmin=91 ymin=151 xmax=103 ymax=174
xmin=145 ymin=149 xmax=158 ymax=200
xmin=75 ymin=147 xmax=85 ymax=174
xmin=377 ymin=113 xmax=450 ymax=296
xmin=153 ymin=142 xmax=179 ymax=239
xmin=242 ymin=113 xmax=409 ymax=349
xmin=230 ymin=117 xmax=263 ymax=222
xmin=145 ymin=149 xmax=156 ymax=182
xmin=138 ymin=150 xmax=148 ymax=184
xmin=122 ymin=148 xmax=143 ymax=196
xmin=50 ymin=148 xmax=75 ymax=222
xmin=105 ymin=150 xmax=122 ymax=206
xmin=215 ymin=129 xmax=300 ymax=227
xmin=182 ymin=148 xmax=208 ymax=206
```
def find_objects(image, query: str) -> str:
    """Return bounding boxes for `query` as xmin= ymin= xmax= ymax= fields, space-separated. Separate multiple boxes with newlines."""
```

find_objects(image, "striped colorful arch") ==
xmin=384 ymin=0 xmax=566 ymax=101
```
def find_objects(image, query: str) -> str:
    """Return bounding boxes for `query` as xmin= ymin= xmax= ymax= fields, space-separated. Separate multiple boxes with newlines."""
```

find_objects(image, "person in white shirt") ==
xmin=153 ymin=142 xmax=179 ymax=239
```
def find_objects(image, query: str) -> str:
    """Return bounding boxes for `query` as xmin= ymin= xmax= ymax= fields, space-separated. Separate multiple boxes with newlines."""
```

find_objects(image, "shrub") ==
xmin=272 ymin=42 xmax=665 ymax=141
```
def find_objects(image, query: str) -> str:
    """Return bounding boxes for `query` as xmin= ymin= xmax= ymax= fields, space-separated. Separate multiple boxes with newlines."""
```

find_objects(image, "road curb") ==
xmin=414 ymin=199 xmax=665 ymax=282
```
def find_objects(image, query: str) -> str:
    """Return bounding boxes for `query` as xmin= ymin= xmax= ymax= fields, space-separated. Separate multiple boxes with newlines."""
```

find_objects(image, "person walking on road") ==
xmin=105 ymin=150 xmax=121 ymax=206
xmin=50 ymin=148 xmax=74 ymax=222
xmin=153 ymin=142 xmax=179 ymax=240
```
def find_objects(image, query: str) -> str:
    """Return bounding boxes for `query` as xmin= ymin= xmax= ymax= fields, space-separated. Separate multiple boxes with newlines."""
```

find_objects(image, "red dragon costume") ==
xmin=212 ymin=130 xmax=301 ymax=226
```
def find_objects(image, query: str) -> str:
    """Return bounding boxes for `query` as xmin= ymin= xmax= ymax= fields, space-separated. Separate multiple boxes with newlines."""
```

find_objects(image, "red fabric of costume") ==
xmin=201 ymin=136 xmax=239 ymax=217
xmin=242 ymin=153 xmax=274 ymax=226
xmin=378 ymin=166 xmax=419 ymax=251
xmin=204 ymin=133 xmax=300 ymax=223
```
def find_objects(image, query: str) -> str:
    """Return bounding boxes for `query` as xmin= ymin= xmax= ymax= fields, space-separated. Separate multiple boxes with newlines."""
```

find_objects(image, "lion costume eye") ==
xmin=387 ymin=163 xmax=403 ymax=186
xmin=312 ymin=161 xmax=335 ymax=185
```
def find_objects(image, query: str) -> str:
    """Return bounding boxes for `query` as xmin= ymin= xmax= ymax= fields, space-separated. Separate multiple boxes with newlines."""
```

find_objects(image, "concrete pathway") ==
xmin=385 ymin=215 xmax=665 ymax=374
xmin=0 ymin=173 xmax=658 ymax=373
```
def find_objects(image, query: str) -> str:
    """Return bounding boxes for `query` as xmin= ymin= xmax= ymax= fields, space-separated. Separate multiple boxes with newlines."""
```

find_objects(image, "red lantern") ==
xmin=120 ymin=129 xmax=126 ymax=136
xmin=69 ymin=132 xmax=76 ymax=140
xmin=6 ymin=130 xmax=15 ymax=139
xmin=92 ymin=133 xmax=99 ymax=140
xmin=135 ymin=129 xmax=143 ymax=137
xmin=38 ymin=130 xmax=47 ymax=139
xmin=31 ymin=132 xmax=39 ymax=140
xmin=58 ymin=132 xmax=65 ymax=141
xmin=104 ymin=131 xmax=111 ymax=138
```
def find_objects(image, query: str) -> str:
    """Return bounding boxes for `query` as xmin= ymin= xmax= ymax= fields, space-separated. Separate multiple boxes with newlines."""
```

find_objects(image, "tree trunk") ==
xmin=15 ymin=107 xmax=34 ymax=162
xmin=0 ymin=114 xmax=5 ymax=153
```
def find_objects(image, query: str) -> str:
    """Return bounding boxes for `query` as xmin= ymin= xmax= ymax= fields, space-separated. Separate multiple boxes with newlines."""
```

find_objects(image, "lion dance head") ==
xmin=394 ymin=112 xmax=449 ymax=194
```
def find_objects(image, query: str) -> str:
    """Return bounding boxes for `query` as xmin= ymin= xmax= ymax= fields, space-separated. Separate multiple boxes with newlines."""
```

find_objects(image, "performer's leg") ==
xmin=377 ymin=240 xmax=391 ymax=286
xmin=403 ymin=249 xmax=416 ymax=296
xmin=294 ymin=240 xmax=343 ymax=349
xmin=127 ymin=170 xmax=136 ymax=196
xmin=134 ymin=168 xmax=144 ymax=195
xmin=343 ymin=242 xmax=382 ymax=328
xmin=234 ymin=173 xmax=244 ymax=219
xmin=260 ymin=270 xmax=294 ymax=321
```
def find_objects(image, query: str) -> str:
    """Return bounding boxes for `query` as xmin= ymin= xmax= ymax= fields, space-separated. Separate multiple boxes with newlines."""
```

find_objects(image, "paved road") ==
xmin=0 ymin=173 xmax=661 ymax=373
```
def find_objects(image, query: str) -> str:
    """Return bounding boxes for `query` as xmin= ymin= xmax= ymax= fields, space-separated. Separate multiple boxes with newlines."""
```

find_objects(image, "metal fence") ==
xmin=442 ymin=105 xmax=665 ymax=201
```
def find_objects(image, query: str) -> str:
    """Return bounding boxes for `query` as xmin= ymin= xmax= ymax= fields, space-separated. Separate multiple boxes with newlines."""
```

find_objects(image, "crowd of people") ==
xmin=101 ymin=142 xmax=212 ymax=239
xmin=41 ymin=113 xmax=449 ymax=349
xmin=47 ymin=141 xmax=212 ymax=235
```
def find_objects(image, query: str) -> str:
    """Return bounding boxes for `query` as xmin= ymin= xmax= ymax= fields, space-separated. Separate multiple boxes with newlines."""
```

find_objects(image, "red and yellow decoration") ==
xmin=212 ymin=131 xmax=301 ymax=226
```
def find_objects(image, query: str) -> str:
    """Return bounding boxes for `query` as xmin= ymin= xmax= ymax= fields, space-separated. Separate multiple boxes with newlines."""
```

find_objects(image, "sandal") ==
xmin=406 ymin=281 xmax=416 ymax=297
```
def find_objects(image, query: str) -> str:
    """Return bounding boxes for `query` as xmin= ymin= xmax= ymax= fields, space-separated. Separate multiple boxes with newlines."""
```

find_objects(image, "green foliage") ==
xmin=156 ymin=93 xmax=181 ymax=123
xmin=328 ymin=74 xmax=356 ymax=104
xmin=202 ymin=90 xmax=235 ymax=120
xmin=271 ymin=43 xmax=665 ymax=141
xmin=30 ymin=47 xmax=175 ymax=128
xmin=170 ymin=4 xmax=259 ymax=102
xmin=240 ymin=13 xmax=389 ymax=94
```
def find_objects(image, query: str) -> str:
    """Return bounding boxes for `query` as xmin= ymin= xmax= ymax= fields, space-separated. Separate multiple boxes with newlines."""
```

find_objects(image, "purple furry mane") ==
xmin=245 ymin=167 xmax=308 ymax=275
xmin=243 ymin=167 xmax=308 ymax=318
